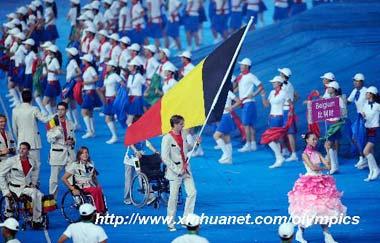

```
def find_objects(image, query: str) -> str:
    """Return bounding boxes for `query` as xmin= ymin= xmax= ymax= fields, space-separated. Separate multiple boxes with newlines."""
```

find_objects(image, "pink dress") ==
xmin=288 ymin=146 xmax=347 ymax=228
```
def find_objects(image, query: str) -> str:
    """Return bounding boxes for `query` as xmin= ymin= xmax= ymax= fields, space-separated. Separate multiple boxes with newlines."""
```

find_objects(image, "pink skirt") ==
xmin=288 ymin=174 xmax=347 ymax=228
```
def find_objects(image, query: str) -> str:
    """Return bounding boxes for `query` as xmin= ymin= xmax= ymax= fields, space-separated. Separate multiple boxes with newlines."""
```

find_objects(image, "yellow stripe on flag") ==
xmin=161 ymin=60 xmax=206 ymax=133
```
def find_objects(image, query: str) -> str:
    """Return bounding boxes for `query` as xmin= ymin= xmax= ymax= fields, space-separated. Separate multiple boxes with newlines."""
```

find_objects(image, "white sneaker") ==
xmin=324 ymin=232 xmax=338 ymax=243
xmin=238 ymin=143 xmax=251 ymax=153
xmin=168 ymin=224 xmax=176 ymax=232
xmin=250 ymin=142 xmax=257 ymax=151
xmin=295 ymin=229 xmax=308 ymax=243
xmin=269 ymin=157 xmax=284 ymax=169
xmin=106 ymin=136 xmax=118 ymax=144
xmin=123 ymin=199 xmax=132 ymax=205
xmin=355 ymin=157 xmax=368 ymax=169
xmin=218 ymin=157 xmax=232 ymax=164
xmin=285 ymin=153 xmax=298 ymax=162
xmin=82 ymin=132 xmax=94 ymax=139
xmin=370 ymin=169 xmax=380 ymax=181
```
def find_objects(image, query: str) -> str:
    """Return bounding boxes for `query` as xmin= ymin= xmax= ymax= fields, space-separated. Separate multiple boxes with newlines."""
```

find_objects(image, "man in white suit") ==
xmin=161 ymin=115 xmax=197 ymax=231
xmin=0 ymin=142 xmax=44 ymax=225
xmin=11 ymin=90 xmax=50 ymax=181
xmin=0 ymin=114 xmax=16 ymax=163
xmin=47 ymin=102 xmax=76 ymax=198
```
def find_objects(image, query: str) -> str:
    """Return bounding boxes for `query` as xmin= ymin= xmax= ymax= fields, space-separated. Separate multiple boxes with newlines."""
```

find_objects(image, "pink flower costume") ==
xmin=288 ymin=145 xmax=347 ymax=228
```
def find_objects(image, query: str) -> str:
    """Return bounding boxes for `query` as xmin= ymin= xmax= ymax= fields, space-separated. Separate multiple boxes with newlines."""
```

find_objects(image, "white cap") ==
xmin=9 ymin=28 xmax=21 ymax=36
xmin=77 ymin=15 xmax=87 ymax=21
xmin=4 ymin=22 xmax=15 ymax=29
xmin=79 ymin=203 xmax=96 ymax=216
xmin=82 ymin=3 xmax=92 ymax=10
xmin=17 ymin=6 xmax=28 ymax=15
xmin=0 ymin=218 xmax=19 ymax=231
xmin=320 ymin=72 xmax=335 ymax=81
xmin=103 ymin=0 xmax=113 ymax=5
xmin=91 ymin=1 xmax=100 ymax=9
xmin=367 ymin=86 xmax=378 ymax=95
xmin=327 ymin=81 xmax=340 ymax=90
xmin=23 ymin=38 xmax=35 ymax=46
xmin=184 ymin=214 xmax=201 ymax=227
xmin=15 ymin=32 xmax=26 ymax=40
xmin=106 ymin=60 xmax=118 ymax=67
xmin=11 ymin=19 xmax=21 ymax=26
xmin=28 ymin=4 xmax=37 ymax=11
xmin=119 ymin=36 xmax=131 ymax=45
xmin=269 ymin=76 xmax=284 ymax=83
xmin=98 ymin=29 xmax=108 ymax=37
xmin=84 ymin=10 xmax=95 ymax=20
xmin=160 ymin=48 xmax=170 ymax=58
xmin=33 ymin=0 xmax=42 ymax=6
xmin=128 ymin=43 xmax=140 ymax=52
xmin=47 ymin=45 xmax=58 ymax=53
xmin=28 ymin=15 xmax=37 ymax=23
xmin=65 ymin=47 xmax=79 ymax=56
xmin=144 ymin=44 xmax=156 ymax=53
xmin=85 ymin=26 xmax=97 ymax=34
xmin=163 ymin=62 xmax=176 ymax=73
xmin=40 ymin=41 xmax=52 ymax=48
xmin=128 ymin=57 xmax=141 ymax=66
xmin=278 ymin=67 xmax=292 ymax=77
xmin=6 ymin=13 xmax=17 ymax=19
xmin=108 ymin=33 xmax=119 ymax=41
xmin=80 ymin=54 xmax=93 ymax=63
xmin=70 ymin=0 xmax=80 ymax=4
xmin=278 ymin=223 xmax=294 ymax=239
xmin=353 ymin=73 xmax=365 ymax=81
xmin=238 ymin=57 xmax=252 ymax=66
xmin=179 ymin=50 xmax=192 ymax=59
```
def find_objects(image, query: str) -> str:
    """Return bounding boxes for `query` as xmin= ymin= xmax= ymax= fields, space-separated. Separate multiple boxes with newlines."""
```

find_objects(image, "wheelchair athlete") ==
xmin=62 ymin=146 xmax=106 ymax=214
xmin=0 ymin=142 xmax=44 ymax=226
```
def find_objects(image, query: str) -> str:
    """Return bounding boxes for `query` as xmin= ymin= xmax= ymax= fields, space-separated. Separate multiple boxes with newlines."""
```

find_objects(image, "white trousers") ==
xmin=49 ymin=165 xmax=65 ymax=197
xmin=29 ymin=149 xmax=41 ymax=182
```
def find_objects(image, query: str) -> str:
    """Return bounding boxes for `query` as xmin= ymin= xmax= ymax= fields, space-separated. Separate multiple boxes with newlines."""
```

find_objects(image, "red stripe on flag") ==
xmin=124 ymin=100 xmax=163 ymax=145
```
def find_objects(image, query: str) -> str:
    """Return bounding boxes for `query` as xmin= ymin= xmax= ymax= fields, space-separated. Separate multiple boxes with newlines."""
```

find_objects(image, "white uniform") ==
xmin=172 ymin=233 xmax=209 ymax=243
xmin=88 ymin=38 xmax=100 ymax=58
xmin=82 ymin=66 xmax=97 ymax=91
xmin=131 ymin=2 xmax=146 ymax=28
xmin=231 ymin=0 xmax=243 ymax=11
xmin=215 ymin=0 xmax=229 ymax=15
xmin=144 ymin=57 xmax=160 ymax=80
xmin=47 ymin=57 xmax=60 ymax=81
xmin=118 ymin=49 xmax=131 ymax=70
xmin=66 ymin=59 xmax=80 ymax=82
xmin=282 ymin=81 xmax=295 ymax=111
xmin=98 ymin=41 xmax=112 ymax=63
xmin=162 ymin=78 xmax=177 ymax=94
xmin=362 ymin=102 xmax=380 ymax=128
xmin=237 ymin=73 xmax=262 ymax=104
xmin=268 ymin=89 xmax=287 ymax=116
xmin=63 ymin=221 xmax=108 ymax=243
xmin=168 ymin=0 xmax=182 ymax=22
xmin=347 ymin=87 xmax=368 ymax=114
xmin=186 ymin=0 xmax=200 ymax=16
xmin=104 ymin=73 xmax=122 ymax=97
xmin=24 ymin=51 xmax=37 ymax=75
xmin=46 ymin=118 xmax=76 ymax=196
xmin=223 ymin=91 xmax=237 ymax=114
xmin=147 ymin=0 xmax=162 ymax=23
xmin=0 ymin=130 xmax=15 ymax=163
xmin=127 ymin=73 xmax=145 ymax=96
xmin=275 ymin=0 xmax=289 ymax=8
xmin=13 ymin=45 xmax=27 ymax=67
xmin=181 ymin=63 xmax=195 ymax=77
xmin=0 ymin=155 xmax=43 ymax=222
xmin=119 ymin=6 xmax=132 ymax=31
xmin=67 ymin=7 xmax=79 ymax=26
xmin=45 ymin=7 xmax=56 ymax=25
xmin=93 ymin=12 xmax=104 ymax=29
xmin=109 ymin=45 xmax=122 ymax=64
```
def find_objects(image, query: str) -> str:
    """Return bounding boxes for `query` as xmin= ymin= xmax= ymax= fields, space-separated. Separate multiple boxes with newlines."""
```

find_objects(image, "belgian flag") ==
xmin=125 ymin=23 xmax=251 ymax=146
xmin=46 ymin=115 xmax=59 ymax=131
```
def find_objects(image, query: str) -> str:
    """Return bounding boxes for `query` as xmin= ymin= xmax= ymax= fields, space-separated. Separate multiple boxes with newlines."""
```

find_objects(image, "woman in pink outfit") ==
xmin=288 ymin=132 xmax=346 ymax=243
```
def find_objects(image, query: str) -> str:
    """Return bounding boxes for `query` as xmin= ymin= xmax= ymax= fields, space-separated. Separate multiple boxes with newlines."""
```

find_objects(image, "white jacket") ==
xmin=0 ymin=130 xmax=16 ymax=162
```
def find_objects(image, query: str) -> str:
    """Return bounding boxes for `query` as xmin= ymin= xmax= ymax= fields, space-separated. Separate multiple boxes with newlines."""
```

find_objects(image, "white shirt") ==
xmin=45 ymin=7 xmax=56 ymax=25
xmin=13 ymin=45 xmax=27 ymax=67
xmin=182 ymin=63 xmax=195 ymax=77
xmin=82 ymin=66 xmax=98 ymax=90
xmin=4 ymin=35 xmax=13 ymax=48
xmin=66 ymin=59 xmax=80 ymax=81
xmin=93 ymin=12 xmax=104 ymax=29
xmin=215 ymin=0 xmax=229 ymax=15
xmin=67 ymin=7 xmax=78 ymax=26
xmin=25 ymin=51 xmax=37 ymax=75
xmin=162 ymin=78 xmax=177 ymax=94
xmin=6 ymin=239 xmax=21 ymax=243
xmin=43 ymin=54 xmax=51 ymax=76
xmin=127 ymin=73 xmax=145 ymax=96
xmin=275 ymin=0 xmax=289 ymax=8
xmin=104 ymin=73 xmax=122 ymax=97
xmin=231 ymin=0 xmax=243 ymax=11
xmin=89 ymin=38 xmax=100 ymax=57
xmin=168 ymin=0 xmax=182 ymax=22
xmin=237 ymin=73 xmax=262 ymax=104
xmin=103 ymin=9 xmax=114 ymax=25
xmin=282 ymin=81 xmax=295 ymax=110
xmin=247 ymin=0 xmax=260 ymax=11
xmin=172 ymin=233 xmax=209 ymax=243
xmin=322 ymin=88 xmax=331 ymax=99
xmin=109 ymin=45 xmax=122 ymax=64
xmin=132 ymin=3 xmax=146 ymax=28
xmin=119 ymin=49 xmax=131 ymax=69
xmin=99 ymin=41 xmax=112 ymax=63
xmin=9 ymin=42 xmax=20 ymax=57
xmin=63 ymin=221 xmax=108 ymax=243
xmin=119 ymin=6 xmax=132 ymax=31
xmin=347 ymin=87 xmax=367 ymax=114
xmin=223 ymin=91 xmax=237 ymax=114
xmin=111 ymin=1 xmax=121 ymax=16
xmin=147 ymin=0 xmax=162 ymax=23
xmin=268 ymin=89 xmax=287 ymax=116
xmin=362 ymin=102 xmax=380 ymax=128
xmin=158 ymin=60 xmax=173 ymax=79
xmin=145 ymin=57 xmax=160 ymax=80
xmin=186 ymin=0 xmax=200 ymax=16
xmin=47 ymin=57 xmax=60 ymax=81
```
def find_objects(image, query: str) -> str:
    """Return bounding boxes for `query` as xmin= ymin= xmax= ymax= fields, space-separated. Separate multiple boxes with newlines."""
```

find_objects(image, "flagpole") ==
xmin=187 ymin=17 xmax=255 ymax=163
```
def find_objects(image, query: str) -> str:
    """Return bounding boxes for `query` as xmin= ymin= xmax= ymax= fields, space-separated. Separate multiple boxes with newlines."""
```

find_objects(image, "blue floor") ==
xmin=1 ymin=0 xmax=380 ymax=242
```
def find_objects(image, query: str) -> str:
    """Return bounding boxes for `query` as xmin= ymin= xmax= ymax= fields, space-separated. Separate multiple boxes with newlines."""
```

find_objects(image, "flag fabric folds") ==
xmin=46 ymin=115 xmax=59 ymax=131
xmin=125 ymin=26 xmax=247 ymax=146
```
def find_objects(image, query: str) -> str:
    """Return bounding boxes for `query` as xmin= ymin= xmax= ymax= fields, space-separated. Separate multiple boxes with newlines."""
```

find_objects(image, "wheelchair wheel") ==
xmin=61 ymin=190 xmax=82 ymax=223
xmin=130 ymin=172 xmax=150 ymax=208
xmin=0 ymin=196 xmax=20 ymax=222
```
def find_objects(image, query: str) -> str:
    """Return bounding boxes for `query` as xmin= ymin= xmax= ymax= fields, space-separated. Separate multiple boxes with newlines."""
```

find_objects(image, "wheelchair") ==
xmin=129 ymin=154 xmax=182 ymax=209
xmin=0 ymin=192 xmax=49 ymax=230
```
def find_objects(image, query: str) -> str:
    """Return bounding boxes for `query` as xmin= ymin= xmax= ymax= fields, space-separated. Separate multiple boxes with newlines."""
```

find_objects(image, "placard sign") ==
xmin=311 ymin=97 xmax=341 ymax=122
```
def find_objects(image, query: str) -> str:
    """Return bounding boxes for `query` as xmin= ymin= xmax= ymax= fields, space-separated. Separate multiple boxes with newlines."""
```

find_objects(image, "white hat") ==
xmin=15 ymin=32 xmax=26 ymax=40
xmin=85 ymin=26 xmax=97 ymax=34
xmin=144 ymin=44 xmax=156 ymax=53
xmin=320 ymin=72 xmax=335 ymax=81
xmin=91 ymin=1 xmax=100 ymax=9
xmin=367 ymin=86 xmax=378 ymax=95
xmin=160 ymin=48 xmax=170 ymax=58
xmin=108 ymin=33 xmax=120 ymax=41
xmin=28 ymin=15 xmax=37 ymax=23
xmin=85 ymin=21 xmax=96 ymax=30
xmin=65 ymin=47 xmax=79 ymax=56
xmin=84 ymin=10 xmax=95 ymax=20
xmin=82 ymin=3 xmax=92 ymax=10
xmin=97 ymin=30 xmax=108 ymax=37
xmin=179 ymin=50 xmax=192 ymax=59
xmin=3 ymin=22 xmax=15 ymax=29
xmin=28 ymin=4 xmax=37 ymax=11
xmin=327 ymin=81 xmax=340 ymax=90
xmin=278 ymin=223 xmax=294 ymax=239
xmin=47 ymin=44 xmax=58 ymax=53
xmin=128 ymin=57 xmax=141 ymax=66
xmin=353 ymin=73 xmax=365 ymax=81
xmin=103 ymin=0 xmax=113 ymax=5
xmin=106 ymin=60 xmax=118 ymax=67
xmin=23 ymin=38 xmax=35 ymax=46
xmin=163 ymin=62 xmax=176 ymax=73
xmin=33 ymin=0 xmax=42 ymax=6
xmin=79 ymin=203 xmax=96 ymax=216
xmin=11 ymin=19 xmax=21 ymax=26
xmin=80 ymin=54 xmax=93 ymax=63
xmin=77 ymin=15 xmax=87 ymax=21
xmin=184 ymin=214 xmax=201 ymax=227
xmin=238 ymin=57 xmax=252 ymax=66
xmin=17 ymin=6 xmax=28 ymax=15
xmin=70 ymin=0 xmax=80 ymax=4
xmin=278 ymin=67 xmax=292 ymax=77
xmin=269 ymin=76 xmax=284 ymax=83
xmin=9 ymin=28 xmax=21 ymax=36
xmin=6 ymin=13 xmax=17 ymax=19
xmin=119 ymin=36 xmax=131 ymax=45
xmin=128 ymin=43 xmax=140 ymax=52
xmin=40 ymin=41 xmax=52 ymax=48
xmin=0 ymin=218 xmax=19 ymax=231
